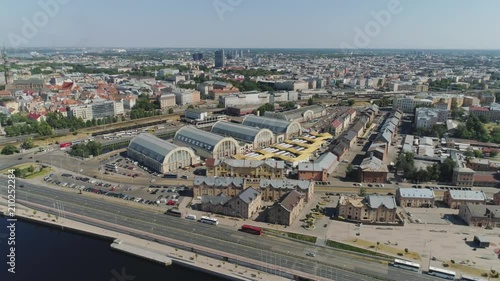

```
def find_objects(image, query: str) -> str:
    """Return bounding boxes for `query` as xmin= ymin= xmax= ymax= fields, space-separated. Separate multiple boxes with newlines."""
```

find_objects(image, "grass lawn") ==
xmin=1 ymin=163 xmax=34 ymax=174
xmin=347 ymin=238 xmax=422 ymax=261
xmin=354 ymin=101 xmax=371 ymax=106
xmin=326 ymin=240 xmax=392 ymax=259
xmin=25 ymin=167 xmax=52 ymax=179
xmin=484 ymin=123 xmax=500 ymax=132
xmin=446 ymin=261 xmax=490 ymax=278
xmin=262 ymin=228 xmax=317 ymax=243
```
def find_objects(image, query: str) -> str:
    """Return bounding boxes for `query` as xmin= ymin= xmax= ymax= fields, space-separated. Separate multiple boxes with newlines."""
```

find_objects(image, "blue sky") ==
xmin=0 ymin=0 xmax=499 ymax=49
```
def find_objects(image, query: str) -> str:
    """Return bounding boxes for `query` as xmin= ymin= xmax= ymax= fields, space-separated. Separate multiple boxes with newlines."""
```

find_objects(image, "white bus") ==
xmin=200 ymin=216 xmax=219 ymax=225
xmin=428 ymin=266 xmax=456 ymax=280
xmin=391 ymin=259 xmax=420 ymax=272
xmin=461 ymin=275 xmax=487 ymax=281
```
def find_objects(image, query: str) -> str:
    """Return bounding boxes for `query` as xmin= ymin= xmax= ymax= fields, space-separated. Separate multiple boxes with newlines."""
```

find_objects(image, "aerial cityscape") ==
xmin=1 ymin=1 xmax=500 ymax=281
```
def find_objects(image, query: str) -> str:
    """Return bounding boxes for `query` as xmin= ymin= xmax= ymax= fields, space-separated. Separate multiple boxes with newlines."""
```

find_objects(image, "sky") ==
xmin=0 ymin=0 xmax=499 ymax=50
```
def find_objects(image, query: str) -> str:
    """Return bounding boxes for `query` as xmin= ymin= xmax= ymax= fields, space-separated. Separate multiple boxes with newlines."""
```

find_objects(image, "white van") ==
xmin=186 ymin=214 xmax=196 ymax=220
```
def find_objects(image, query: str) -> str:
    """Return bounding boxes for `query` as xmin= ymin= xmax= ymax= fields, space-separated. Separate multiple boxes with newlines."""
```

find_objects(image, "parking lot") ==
xmin=408 ymin=184 xmax=473 ymax=192
xmin=42 ymin=172 xmax=185 ymax=208
xmin=405 ymin=207 xmax=460 ymax=225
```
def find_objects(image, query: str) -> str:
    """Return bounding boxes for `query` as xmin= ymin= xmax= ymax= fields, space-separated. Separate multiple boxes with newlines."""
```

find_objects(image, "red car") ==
xmin=167 ymin=200 xmax=176 ymax=206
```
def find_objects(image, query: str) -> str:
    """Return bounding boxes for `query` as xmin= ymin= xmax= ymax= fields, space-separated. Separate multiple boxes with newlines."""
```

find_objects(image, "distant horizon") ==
xmin=5 ymin=46 xmax=500 ymax=51
xmin=2 ymin=1 xmax=500 ymax=50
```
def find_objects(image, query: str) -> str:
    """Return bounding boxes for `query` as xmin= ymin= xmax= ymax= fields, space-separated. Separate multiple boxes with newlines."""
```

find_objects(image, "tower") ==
xmin=2 ymin=46 xmax=10 ymax=85
xmin=214 ymin=49 xmax=225 ymax=68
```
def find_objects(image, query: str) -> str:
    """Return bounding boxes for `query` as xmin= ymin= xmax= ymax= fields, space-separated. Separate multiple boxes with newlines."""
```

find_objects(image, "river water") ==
xmin=0 ymin=218 xmax=226 ymax=281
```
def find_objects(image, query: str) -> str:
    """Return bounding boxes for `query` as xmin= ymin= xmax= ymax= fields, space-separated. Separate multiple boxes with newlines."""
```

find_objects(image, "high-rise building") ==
xmin=192 ymin=53 xmax=204 ymax=61
xmin=215 ymin=49 xmax=225 ymax=68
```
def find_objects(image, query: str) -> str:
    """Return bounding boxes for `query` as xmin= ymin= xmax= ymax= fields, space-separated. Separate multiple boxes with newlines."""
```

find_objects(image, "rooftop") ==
xmin=398 ymin=188 xmax=435 ymax=199
xmin=448 ymin=190 xmax=486 ymax=201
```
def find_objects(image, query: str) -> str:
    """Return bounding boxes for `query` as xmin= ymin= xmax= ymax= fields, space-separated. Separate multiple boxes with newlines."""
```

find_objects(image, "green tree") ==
xmin=86 ymin=141 xmax=102 ymax=156
xmin=478 ymin=115 xmax=490 ymax=123
xmin=1 ymin=144 xmax=18 ymax=155
xmin=348 ymin=99 xmax=355 ymax=106
xmin=256 ymin=103 xmax=274 ymax=116
xmin=440 ymin=158 xmax=457 ymax=182
xmin=307 ymin=98 xmax=314 ymax=105
xmin=168 ymin=108 xmax=174 ymax=114
xmin=27 ymin=166 xmax=35 ymax=173
xmin=395 ymin=152 xmax=416 ymax=179
xmin=187 ymin=105 xmax=195 ymax=109
xmin=358 ymin=187 xmax=367 ymax=197
xmin=21 ymin=138 xmax=35 ymax=149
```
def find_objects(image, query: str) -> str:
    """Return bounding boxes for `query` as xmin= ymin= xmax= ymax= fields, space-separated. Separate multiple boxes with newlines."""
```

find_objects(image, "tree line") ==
xmin=69 ymin=141 xmax=102 ymax=158
xmin=395 ymin=152 xmax=456 ymax=183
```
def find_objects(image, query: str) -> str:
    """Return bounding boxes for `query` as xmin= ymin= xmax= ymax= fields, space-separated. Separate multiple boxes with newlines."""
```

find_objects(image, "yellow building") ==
xmin=193 ymin=176 xmax=314 ymax=202
xmin=337 ymin=195 xmax=398 ymax=223
xmin=205 ymin=158 xmax=285 ymax=178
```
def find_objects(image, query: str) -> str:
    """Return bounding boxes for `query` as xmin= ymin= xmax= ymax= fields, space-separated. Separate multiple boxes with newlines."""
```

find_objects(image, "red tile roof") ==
xmin=0 ymin=90 xmax=12 ymax=96
xmin=27 ymin=113 xmax=42 ymax=120
xmin=331 ymin=119 xmax=342 ymax=128
xmin=470 ymin=106 xmax=489 ymax=112
xmin=473 ymin=173 xmax=498 ymax=182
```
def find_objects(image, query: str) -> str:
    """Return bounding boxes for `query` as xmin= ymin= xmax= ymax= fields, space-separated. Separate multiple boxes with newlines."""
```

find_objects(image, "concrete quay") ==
xmin=110 ymin=239 xmax=172 ymax=266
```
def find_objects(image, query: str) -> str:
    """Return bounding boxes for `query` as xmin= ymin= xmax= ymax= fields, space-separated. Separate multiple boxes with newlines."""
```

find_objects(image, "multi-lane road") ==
xmin=0 ymin=177 xmax=440 ymax=281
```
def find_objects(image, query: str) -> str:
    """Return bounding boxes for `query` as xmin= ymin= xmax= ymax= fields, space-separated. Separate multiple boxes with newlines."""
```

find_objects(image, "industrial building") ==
xmin=173 ymin=126 xmax=240 ymax=159
xmin=127 ymin=133 xmax=197 ymax=173
xmin=264 ymin=105 xmax=326 ymax=123
xmin=242 ymin=115 xmax=302 ymax=141
xmin=211 ymin=121 xmax=274 ymax=149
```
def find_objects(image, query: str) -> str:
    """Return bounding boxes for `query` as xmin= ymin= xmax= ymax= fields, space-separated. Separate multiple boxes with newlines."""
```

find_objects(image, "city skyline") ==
xmin=0 ymin=0 xmax=499 ymax=50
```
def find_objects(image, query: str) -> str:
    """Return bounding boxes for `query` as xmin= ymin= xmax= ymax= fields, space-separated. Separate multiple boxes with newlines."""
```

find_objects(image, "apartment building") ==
xmin=266 ymin=190 xmax=305 ymax=226
xmin=337 ymin=195 xmax=398 ymax=223
xmin=396 ymin=188 xmax=435 ymax=208
xmin=415 ymin=107 xmax=449 ymax=129
xmin=200 ymin=187 xmax=261 ymax=219
xmin=205 ymin=158 xmax=285 ymax=179
xmin=444 ymin=190 xmax=486 ymax=209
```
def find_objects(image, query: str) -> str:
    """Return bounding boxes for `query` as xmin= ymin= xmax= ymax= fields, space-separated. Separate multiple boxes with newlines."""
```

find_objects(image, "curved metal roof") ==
xmin=211 ymin=121 xmax=271 ymax=143
xmin=242 ymin=115 xmax=293 ymax=134
xmin=175 ymin=126 xmax=228 ymax=152
xmin=128 ymin=133 xmax=184 ymax=163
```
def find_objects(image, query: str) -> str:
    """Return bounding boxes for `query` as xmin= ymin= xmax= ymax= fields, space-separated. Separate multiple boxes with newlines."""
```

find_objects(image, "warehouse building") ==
xmin=264 ymin=105 xmax=326 ymax=123
xmin=211 ymin=121 xmax=274 ymax=149
xmin=173 ymin=126 xmax=240 ymax=159
xmin=128 ymin=133 xmax=197 ymax=173
xmin=242 ymin=115 xmax=302 ymax=142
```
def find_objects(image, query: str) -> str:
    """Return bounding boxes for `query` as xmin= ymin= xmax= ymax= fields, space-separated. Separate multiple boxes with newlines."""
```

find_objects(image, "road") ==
xmin=0 ymin=178 xmax=440 ymax=281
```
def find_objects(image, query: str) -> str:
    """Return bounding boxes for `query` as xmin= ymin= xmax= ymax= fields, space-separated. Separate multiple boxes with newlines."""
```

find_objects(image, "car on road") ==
xmin=306 ymin=252 xmax=316 ymax=257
